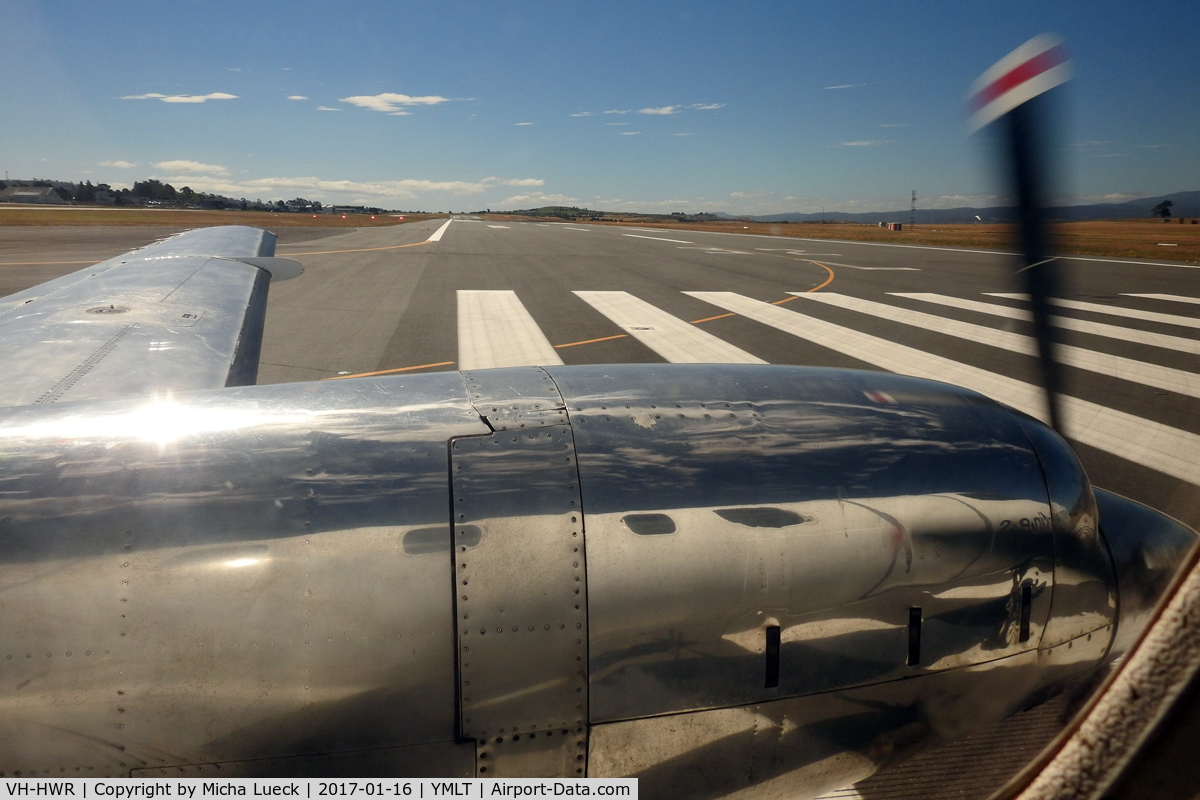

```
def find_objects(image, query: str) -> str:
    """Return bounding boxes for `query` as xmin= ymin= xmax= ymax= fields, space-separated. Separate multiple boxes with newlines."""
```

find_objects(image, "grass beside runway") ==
xmin=490 ymin=216 xmax=1200 ymax=263
xmin=5 ymin=208 xmax=1197 ymax=262
xmin=0 ymin=207 xmax=441 ymax=228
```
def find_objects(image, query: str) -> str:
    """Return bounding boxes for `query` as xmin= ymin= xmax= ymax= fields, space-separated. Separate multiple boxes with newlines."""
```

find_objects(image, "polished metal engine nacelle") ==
xmin=0 ymin=364 xmax=1189 ymax=796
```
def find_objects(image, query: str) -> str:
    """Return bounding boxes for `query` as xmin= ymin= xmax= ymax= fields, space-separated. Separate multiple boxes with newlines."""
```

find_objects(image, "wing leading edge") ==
xmin=0 ymin=225 xmax=301 ymax=408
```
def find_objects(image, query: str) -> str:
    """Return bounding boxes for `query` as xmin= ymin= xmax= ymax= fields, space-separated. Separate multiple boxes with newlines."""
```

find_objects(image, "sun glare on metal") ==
xmin=0 ymin=401 xmax=305 ymax=446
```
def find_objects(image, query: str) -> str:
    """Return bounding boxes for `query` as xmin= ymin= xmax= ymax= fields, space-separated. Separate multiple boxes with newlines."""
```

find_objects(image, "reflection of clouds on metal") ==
xmin=0 ymin=360 xmax=1147 ymax=785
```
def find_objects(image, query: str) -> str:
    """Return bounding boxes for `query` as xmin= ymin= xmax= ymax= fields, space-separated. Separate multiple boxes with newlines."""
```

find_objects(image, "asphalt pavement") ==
xmin=268 ymin=218 xmax=1200 ymax=531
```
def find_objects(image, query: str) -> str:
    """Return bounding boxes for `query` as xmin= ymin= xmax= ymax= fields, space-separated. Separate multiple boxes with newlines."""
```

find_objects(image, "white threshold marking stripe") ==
xmin=1123 ymin=293 xmax=1200 ymax=306
xmin=426 ymin=218 xmax=453 ymax=242
xmin=456 ymin=290 xmax=563 ymax=370
xmin=685 ymin=291 xmax=1200 ymax=486
xmin=561 ymin=227 xmax=590 ymax=231
xmin=892 ymin=293 xmax=1200 ymax=357
xmin=988 ymin=293 xmax=1200 ymax=331
xmin=573 ymin=291 xmax=764 ymax=364
xmin=622 ymin=234 xmax=694 ymax=244
xmin=487 ymin=225 xmax=510 ymax=229
xmin=793 ymin=293 xmax=1200 ymax=399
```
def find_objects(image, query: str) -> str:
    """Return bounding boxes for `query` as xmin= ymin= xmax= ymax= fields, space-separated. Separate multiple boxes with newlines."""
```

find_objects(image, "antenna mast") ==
xmin=910 ymin=190 xmax=916 ymax=228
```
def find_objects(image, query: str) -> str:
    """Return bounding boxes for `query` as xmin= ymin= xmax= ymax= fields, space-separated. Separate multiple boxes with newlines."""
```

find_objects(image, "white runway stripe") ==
xmin=892 ymin=293 xmax=1200 ymax=357
xmin=574 ymin=291 xmax=764 ymax=364
xmin=988 ymin=293 xmax=1200 ymax=331
xmin=813 ymin=261 xmax=920 ymax=271
xmin=457 ymin=290 xmax=564 ymax=370
xmin=622 ymin=234 xmax=693 ymax=244
xmin=685 ymin=291 xmax=1200 ymax=486
xmin=793 ymin=293 xmax=1200 ymax=398
xmin=427 ymin=219 xmax=453 ymax=242
xmin=1123 ymin=293 xmax=1200 ymax=306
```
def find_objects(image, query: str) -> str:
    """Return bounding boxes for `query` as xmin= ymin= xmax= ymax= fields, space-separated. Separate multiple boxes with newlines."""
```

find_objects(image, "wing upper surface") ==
xmin=0 ymin=225 xmax=301 ymax=408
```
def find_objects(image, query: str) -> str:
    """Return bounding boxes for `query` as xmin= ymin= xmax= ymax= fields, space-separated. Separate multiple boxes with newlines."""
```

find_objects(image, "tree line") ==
xmin=0 ymin=178 xmax=328 ymax=212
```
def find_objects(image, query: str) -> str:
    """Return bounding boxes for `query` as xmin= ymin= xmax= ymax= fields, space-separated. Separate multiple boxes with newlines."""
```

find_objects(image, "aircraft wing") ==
xmin=0 ymin=225 xmax=301 ymax=408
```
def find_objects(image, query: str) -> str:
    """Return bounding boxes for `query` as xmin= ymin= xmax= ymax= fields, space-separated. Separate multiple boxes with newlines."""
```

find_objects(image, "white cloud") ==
xmin=388 ymin=111 xmax=412 ymax=116
xmin=514 ymin=122 xmax=534 ymax=126
xmin=1070 ymin=140 xmax=1114 ymax=147
xmin=339 ymin=93 xmax=452 ymax=113
xmin=825 ymin=83 xmax=867 ymax=90
xmin=674 ymin=132 xmax=692 ymax=137
xmin=316 ymin=106 xmax=341 ymax=111
xmin=227 ymin=67 xmax=242 ymax=72
xmin=619 ymin=131 xmax=642 ymax=136
xmin=569 ymin=112 xmax=595 ymax=117
xmin=605 ymin=122 xmax=630 ymax=126
xmin=603 ymin=109 xmax=630 ymax=115
xmin=925 ymin=194 xmax=1000 ymax=207
xmin=690 ymin=103 xmax=724 ymax=110
xmin=1072 ymin=192 xmax=1144 ymax=204
xmin=837 ymin=140 xmax=890 ymax=147
xmin=591 ymin=197 xmax=704 ymax=212
xmin=496 ymin=191 xmax=579 ymax=207
xmin=731 ymin=191 xmax=771 ymax=199
xmin=878 ymin=123 xmax=908 ymax=128
xmin=287 ymin=95 xmax=308 ymax=101
xmin=100 ymin=160 xmax=137 ymax=168
xmin=154 ymin=160 xmax=230 ymax=174
xmin=482 ymin=177 xmax=544 ymax=187
xmin=121 ymin=92 xmax=238 ymax=103
xmin=639 ymin=106 xmax=680 ymax=115
xmin=154 ymin=174 xmax=546 ymax=205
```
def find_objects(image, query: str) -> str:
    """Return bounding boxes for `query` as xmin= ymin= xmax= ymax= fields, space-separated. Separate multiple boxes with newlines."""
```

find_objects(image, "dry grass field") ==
xmin=0 ymin=207 xmax=435 ymax=228
xmin=2 ymin=206 xmax=1196 ymax=262
xmin=565 ymin=217 xmax=1200 ymax=262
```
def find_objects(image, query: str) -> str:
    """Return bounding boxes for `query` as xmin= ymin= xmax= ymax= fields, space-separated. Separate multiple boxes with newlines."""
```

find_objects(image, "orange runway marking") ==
xmin=326 ymin=252 xmax=835 ymax=371
xmin=806 ymin=261 xmax=836 ymax=292
xmin=554 ymin=334 xmax=629 ymax=349
xmin=323 ymin=360 xmax=455 ymax=380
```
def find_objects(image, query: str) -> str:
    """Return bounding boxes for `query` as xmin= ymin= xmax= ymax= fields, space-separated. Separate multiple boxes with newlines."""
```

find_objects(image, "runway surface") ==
xmin=267 ymin=217 xmax=1200 ymax=532
xmin=3 ymin=218 xmax=1199 ymax=796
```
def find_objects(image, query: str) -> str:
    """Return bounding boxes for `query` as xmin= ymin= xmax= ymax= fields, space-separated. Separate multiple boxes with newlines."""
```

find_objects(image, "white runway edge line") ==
xmin=809 ymin=260 xmax=920 ymax=272
xmin=456 ymin=290 xmax=564 ymax=370
xmin=687 ymin=231 xmax=1199 ymax=269
xmin=685 ymin=291 xmax=1200 ymax=486
xmin=1123 ymin=293 xmax=1200 ymax=306
xmin=988 ymin=293 xmax=1200 ymax=331
xmin=793 ymin=293 xmax=1200 ymax=399
xmin=892 ymin=293 xmax=1200 ymax=357
xmin=622 ymin=234 xmax=694 ymax=244
xmin=426 ymin=218 xmax=453 ymax=242
xmin=574 ymin=291 xmax=765 ymax=364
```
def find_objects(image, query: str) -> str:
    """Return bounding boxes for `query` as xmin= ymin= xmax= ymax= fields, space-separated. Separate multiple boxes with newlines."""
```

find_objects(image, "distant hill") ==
xmin=735 ymin=190 xmax=1200 ymax=225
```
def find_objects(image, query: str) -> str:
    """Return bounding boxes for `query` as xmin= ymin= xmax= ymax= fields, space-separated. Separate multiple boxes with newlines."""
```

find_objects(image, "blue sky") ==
xmin=2 ymin=1 xmax=1196 ymax=214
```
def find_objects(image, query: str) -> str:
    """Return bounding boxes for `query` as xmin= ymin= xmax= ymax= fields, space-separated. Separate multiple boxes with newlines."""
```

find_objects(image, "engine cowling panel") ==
xmin=0 ymin=364 xmax=1135 ymax=793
